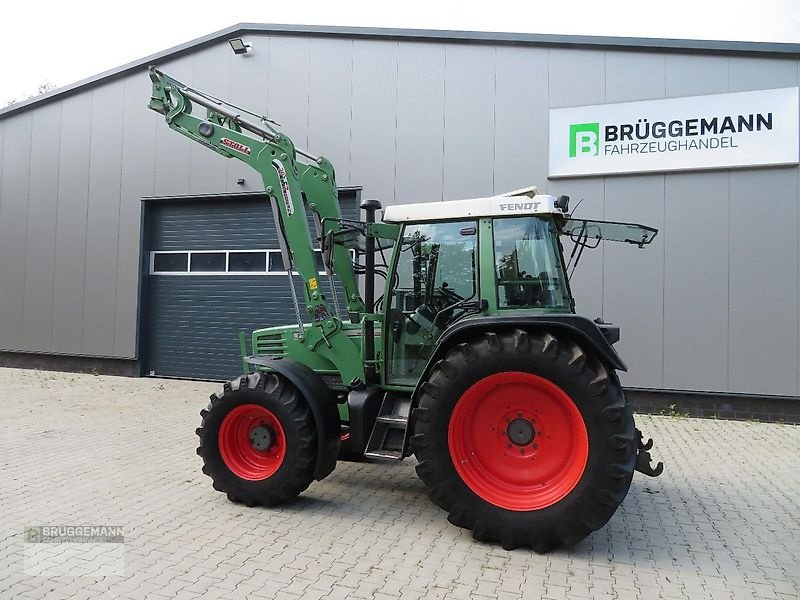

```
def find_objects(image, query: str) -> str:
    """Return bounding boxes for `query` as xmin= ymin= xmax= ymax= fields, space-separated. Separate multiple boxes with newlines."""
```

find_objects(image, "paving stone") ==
xmin=0 ymin=370 xmax=798 ymax=600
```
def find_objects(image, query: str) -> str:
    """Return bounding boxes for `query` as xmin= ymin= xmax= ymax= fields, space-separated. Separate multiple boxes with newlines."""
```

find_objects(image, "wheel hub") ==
xmin=248 ymin=424 xmax=273 ymax=451
xmin=507 ymin=418 xmax=535 ymax=446
xmin=218 ymin=404 xmax=286 ymax=481
xmin=448 ymin=371 xmax=589 ymax=511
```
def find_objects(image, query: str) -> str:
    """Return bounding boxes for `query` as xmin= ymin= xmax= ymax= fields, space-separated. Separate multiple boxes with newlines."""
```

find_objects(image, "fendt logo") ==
xmin=569 ymin=122 xmax=600 ymax=158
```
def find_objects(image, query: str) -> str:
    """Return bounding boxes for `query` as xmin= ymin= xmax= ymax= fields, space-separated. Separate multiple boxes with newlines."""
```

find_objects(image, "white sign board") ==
xmin=549 ymin=87 xmax=799 ymax=178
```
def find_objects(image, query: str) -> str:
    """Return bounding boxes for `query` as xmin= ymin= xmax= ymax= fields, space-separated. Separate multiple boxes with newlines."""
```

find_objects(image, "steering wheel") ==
xmin=439 ymin=282 xmax=464 ymax=303
xmin=406 ymin=302 xmax=437 ymax=335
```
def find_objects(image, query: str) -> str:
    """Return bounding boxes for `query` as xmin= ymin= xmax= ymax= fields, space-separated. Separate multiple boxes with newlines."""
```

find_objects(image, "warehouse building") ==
xmin=0 ymin=23 xmax=798 ymax=414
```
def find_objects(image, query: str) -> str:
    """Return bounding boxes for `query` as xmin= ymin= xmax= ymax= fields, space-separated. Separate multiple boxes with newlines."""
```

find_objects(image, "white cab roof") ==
xmin=382 ymin=187 xmax=568 ymax=223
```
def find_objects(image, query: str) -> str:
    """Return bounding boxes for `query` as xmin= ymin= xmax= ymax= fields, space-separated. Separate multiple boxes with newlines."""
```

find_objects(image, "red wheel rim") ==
xmin=448 ymin=372 xmax=588 ymax=511
xmin=219 ymin=404 xmax=286 ymax=480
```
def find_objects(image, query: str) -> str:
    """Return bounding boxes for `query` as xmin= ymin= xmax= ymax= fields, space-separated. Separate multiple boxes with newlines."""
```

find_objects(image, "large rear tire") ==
xmin=411 ymin=329 xmax=636 ymax=552
xmin=196 ymin=372 xmax=317 ymax=506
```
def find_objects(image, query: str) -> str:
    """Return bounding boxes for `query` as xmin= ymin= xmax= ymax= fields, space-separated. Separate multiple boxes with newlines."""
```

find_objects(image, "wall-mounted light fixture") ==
xmin=228 ymin=38 xmax=251 ymax=55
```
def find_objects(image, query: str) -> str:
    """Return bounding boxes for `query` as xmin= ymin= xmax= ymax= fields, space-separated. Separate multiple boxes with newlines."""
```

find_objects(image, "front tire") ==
xmin=411 ymin=329 xmax=636 ymax=552
xmin=196 ymin=372 xmax=317 ymax=506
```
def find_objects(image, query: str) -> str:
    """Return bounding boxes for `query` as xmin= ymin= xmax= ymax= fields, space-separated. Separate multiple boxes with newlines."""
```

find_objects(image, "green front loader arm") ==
xmin=300 ymin=161 xmax=366 ymax=314
xmin=148 ymin=67 xmax=366 ymax=385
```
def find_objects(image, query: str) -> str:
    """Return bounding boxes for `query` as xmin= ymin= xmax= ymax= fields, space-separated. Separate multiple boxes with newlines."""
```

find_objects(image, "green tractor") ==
xmin=149 ymin=67 xmax=662 ymax=552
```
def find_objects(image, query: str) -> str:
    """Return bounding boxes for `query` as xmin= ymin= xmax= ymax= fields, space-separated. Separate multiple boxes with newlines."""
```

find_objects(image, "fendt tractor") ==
xmin=148 ymin=67 xmax=663 ymax=552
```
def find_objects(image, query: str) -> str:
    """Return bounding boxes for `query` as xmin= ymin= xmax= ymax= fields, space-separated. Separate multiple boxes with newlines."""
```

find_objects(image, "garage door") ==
xmin=141 ymin=191 xmax=359 ymax=380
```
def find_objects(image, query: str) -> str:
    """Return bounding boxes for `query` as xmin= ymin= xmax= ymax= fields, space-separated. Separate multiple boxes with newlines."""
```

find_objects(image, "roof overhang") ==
xmin=3 ymin=22 xmax=799 ymax=121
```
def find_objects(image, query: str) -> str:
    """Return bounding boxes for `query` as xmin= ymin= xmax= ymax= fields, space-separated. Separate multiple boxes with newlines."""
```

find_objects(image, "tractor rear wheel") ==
xmin=411 ymin=329 xmax=636 ymax=552
xmin=196 ymin=372 xmax=317 ymax=506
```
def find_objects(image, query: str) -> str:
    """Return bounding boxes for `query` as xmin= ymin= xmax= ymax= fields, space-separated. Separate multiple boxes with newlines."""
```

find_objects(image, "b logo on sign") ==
xmin=569 ymin=122 xmax=600 ymax=158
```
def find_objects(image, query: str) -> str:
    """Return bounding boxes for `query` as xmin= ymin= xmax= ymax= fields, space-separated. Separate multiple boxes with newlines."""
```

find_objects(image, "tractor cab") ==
xmin=379 ymin=190 xmax=656 ymax=386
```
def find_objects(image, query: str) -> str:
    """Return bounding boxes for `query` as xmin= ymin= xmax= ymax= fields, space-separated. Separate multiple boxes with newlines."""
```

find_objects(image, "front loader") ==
xmin=148 ymin=67 xmax=663 ymax=552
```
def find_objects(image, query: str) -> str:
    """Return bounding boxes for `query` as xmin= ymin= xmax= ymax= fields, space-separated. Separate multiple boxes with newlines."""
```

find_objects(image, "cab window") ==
xmin=493 ymin=217 xmax=571 ymax=310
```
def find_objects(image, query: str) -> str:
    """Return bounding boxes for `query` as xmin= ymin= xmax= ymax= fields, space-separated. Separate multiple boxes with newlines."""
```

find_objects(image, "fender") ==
xmin=414 ymin=314 xmax=627 ymax=400
xmin=246 ymin=356 xmax=340 ymax=480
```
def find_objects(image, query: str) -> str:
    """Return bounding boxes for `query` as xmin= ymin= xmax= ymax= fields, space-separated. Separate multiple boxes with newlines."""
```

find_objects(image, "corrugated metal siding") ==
xmin=83 ymin=82 xmax=125 ymax=358
xmin=51 ymin=95 xmax=92 ymax=354
xmin=395 ymin=42 xmax=445 ymax=205
xmin=22 ymin=103 xmax=61 ymax=352
xmin=0 ymin=32 xmax=797 ymax=396
xmin=142 ymin=194 xmax=357 ymax=380
xmin=116 ymin=73 xmax=157 ymax=357
xmin=0 ymin=111 xmax=32 ymax=351
xmin=350 ymin=40 xmax=398 ymax=206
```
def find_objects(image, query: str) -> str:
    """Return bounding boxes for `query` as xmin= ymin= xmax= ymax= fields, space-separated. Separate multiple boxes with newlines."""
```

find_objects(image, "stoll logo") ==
xmin=220 ymin=138 xmax=251 ymax=156
xmin=569 ymin=123 xmax=600 ymax=157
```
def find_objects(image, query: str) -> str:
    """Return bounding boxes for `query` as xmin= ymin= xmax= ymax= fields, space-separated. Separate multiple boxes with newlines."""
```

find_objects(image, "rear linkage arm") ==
xmin=635 ymin=429 xmax=664 ymax=477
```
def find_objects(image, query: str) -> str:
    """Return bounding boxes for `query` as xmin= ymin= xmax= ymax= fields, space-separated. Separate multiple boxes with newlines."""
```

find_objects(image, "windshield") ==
xmin=559 ymin=218 xmax=658 ymax=247
xmin=493 ymin=217 xmax=572 ymax=310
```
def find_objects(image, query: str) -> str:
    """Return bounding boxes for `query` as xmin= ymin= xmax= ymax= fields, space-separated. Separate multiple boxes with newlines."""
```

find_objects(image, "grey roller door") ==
xmin=141 ymin=191 xmax=359 ymax=380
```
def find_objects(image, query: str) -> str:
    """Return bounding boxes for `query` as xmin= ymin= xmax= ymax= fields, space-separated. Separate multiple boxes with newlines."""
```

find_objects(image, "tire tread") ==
xmin=411 ymin=329 xmax=637 ymax=551
xmin=196 ymin=371 xmax=317 ymax=507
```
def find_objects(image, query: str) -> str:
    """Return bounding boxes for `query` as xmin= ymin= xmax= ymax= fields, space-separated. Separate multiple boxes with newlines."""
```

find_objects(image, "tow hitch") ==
xmin=635 ymin=429 xmax=664 ymax=477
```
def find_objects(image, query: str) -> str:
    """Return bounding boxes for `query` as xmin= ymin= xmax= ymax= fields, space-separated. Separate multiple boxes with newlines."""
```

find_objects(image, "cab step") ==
xmin=375 ymin=415 xmax=407 ymax=426
xmin=364 ymin=449 xmax=403 ymax=460
xmin=365 ymin=392 xmax=411 ymax=460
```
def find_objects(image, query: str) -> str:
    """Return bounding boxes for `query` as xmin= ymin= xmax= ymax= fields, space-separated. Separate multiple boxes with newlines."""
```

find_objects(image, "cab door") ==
xmin=383 ymin=220 xmax=478 ymax=386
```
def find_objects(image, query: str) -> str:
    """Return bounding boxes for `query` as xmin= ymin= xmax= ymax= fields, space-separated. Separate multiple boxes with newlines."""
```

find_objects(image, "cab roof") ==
xmin=381 ymin=187 xmax=569 ymax=223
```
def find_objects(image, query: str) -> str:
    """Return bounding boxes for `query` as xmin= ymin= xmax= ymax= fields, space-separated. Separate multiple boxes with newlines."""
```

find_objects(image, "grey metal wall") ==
xmin=0 ymin=33 xmax=798 ymax=397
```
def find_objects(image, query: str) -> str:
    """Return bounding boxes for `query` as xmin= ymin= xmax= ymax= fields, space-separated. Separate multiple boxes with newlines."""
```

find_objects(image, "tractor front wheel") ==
xmin=411 ymin=329 xmax=636 ymax=552
xmin=196 ymin=372 xmax=317 ymax=506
